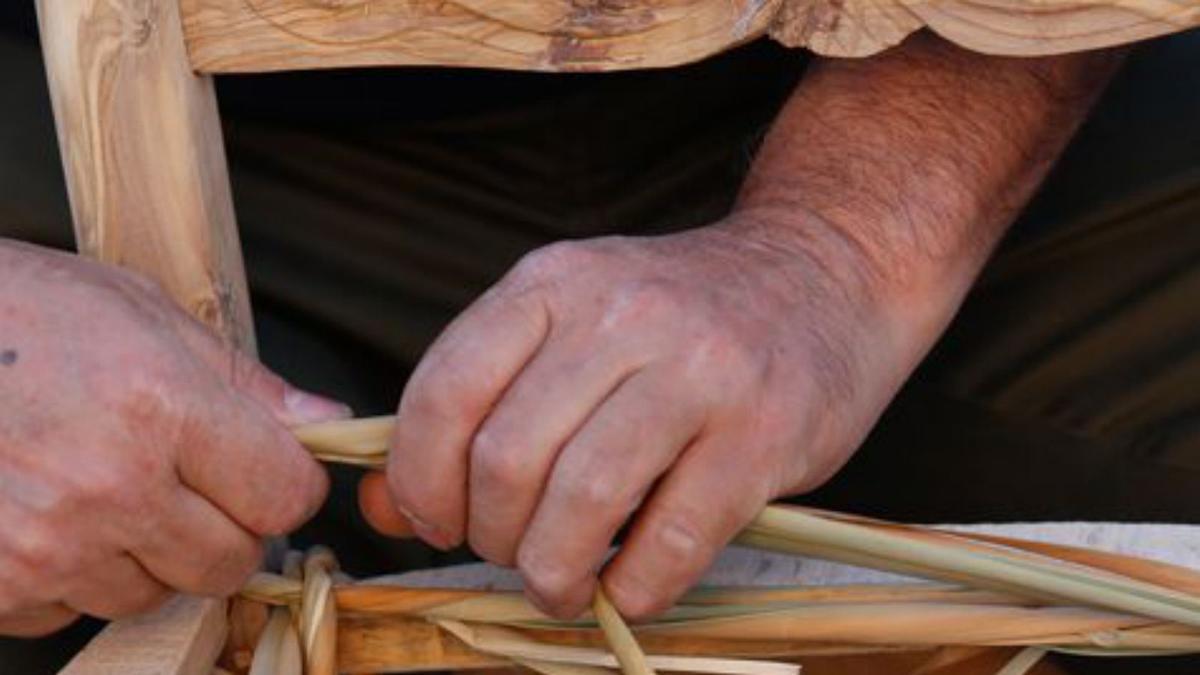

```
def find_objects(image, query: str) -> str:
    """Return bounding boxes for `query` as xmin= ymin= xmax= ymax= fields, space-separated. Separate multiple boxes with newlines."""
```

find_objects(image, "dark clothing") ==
xmin=1 ymin=6 xmax=1199 ymax=671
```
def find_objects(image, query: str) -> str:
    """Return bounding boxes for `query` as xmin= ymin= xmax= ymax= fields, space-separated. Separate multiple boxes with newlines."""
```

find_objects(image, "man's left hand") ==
xmin=359 ymin=214 xmax=901 ymax=619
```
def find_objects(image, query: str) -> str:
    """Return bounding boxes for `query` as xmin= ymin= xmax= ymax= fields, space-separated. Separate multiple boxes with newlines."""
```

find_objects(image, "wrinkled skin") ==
xmin=358 ymin=35 xmax=1121 ymax=620
xmin=361 ymin=217 xmax=906 ymax=619
xmin=0 ymin=241 xmax=345 ymax=636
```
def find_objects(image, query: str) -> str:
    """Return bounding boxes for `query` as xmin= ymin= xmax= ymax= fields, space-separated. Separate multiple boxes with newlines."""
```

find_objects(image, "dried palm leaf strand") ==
xmin=249 ymin=551 xmax=304 ymax=675
xmin=299 ymin=548 xmax=338 ymax=675
xmin=594 ymin=588 xmax=657 ymax=675
xmin=435 ymin=619 xmax=799 ymax=675
xmin=243 ymin=577 xmax=1027 ymax=624
xmin=241 ymin=573 xmax=1200 ymax=653
xmin=295 ymin=416 xmax=391 ymax=469
xmin=994 ymin=647 xmax=1047 ymax=675
xmin=247 ymin=607 xmax=302 ymax=675
xmin=807 ymin=510 xmax=1200 ymax=600
xmin=742 ymin=506 xmax=1200 ymax=627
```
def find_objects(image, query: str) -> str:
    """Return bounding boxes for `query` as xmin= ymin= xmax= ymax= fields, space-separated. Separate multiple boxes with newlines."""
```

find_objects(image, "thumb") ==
xmin=225 ymin=349 xmax=353 ymax=426
xmin=177 ymin=317 xmax=352 ymax=426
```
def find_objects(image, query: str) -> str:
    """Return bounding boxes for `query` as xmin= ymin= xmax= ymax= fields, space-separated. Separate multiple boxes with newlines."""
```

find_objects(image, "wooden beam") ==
xmin=36 ymin=0 xmax=252 ymax=672
xmin=179 ymin=0 xmax=778 ymax=73
xmin=180 ymin=0 xmax=1199 ymax=74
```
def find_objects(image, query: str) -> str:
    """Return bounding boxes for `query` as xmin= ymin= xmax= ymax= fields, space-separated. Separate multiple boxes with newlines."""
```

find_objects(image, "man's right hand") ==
xmin=0 ymin=240 xmax=346 ymax=637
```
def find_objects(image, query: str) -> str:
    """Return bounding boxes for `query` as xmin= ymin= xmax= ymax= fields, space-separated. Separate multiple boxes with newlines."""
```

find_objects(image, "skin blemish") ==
xmin=1 ymin=349 xmax=17 ymax=366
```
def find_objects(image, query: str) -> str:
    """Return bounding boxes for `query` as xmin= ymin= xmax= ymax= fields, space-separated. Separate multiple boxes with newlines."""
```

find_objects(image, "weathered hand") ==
xmin=0 ymin=241 xmax=347 ymax=636
xmin=360 ymin=213 xmax=910 ymax=618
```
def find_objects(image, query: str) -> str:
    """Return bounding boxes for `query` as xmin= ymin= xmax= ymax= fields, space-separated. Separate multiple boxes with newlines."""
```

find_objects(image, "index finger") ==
xmin=388 ymin=285 xmax=549 ymax=549
xmin=175 ymin=386 xmax=329 ymax=538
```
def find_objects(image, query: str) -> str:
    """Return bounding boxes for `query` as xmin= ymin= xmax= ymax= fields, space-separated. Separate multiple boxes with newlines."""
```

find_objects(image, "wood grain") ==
xmin=37 ymin=0 xmax=254 ymax=351
xmin=58 ymin=596 xmax=228 ymax=675
xmin=339 ymin=616 xmax=507 ymax=673
xmin=180 ymin=0 xmax=1200 ymax=73
xmin=36 ymin=0 xmax=254 ymax=672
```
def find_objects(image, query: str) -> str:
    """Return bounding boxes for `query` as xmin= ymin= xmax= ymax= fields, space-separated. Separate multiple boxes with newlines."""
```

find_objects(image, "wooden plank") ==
xmin=180 ymin=0 xmax=779 ymax=72
xmin=59 ymin=597 xmax=227 ymax=675
xmin=180 ymin=0 xmax=1199 ymax=73
xmin=35 ymin=0 xmax=253 ymax=672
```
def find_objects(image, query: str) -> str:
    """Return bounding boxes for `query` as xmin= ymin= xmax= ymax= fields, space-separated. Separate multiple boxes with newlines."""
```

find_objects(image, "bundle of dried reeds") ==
xmin=249 ymin=417 xmax=1200 ymax=675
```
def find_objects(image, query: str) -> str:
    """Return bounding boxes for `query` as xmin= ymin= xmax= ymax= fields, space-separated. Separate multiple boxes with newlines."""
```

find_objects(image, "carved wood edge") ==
xmin=59 ymin=597 xmax=228 ymax=675
xmin=182 ymin=0 xmax=1200 ymax=74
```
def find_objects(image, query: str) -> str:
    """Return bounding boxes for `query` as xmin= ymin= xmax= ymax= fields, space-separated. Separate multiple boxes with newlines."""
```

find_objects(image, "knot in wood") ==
xmin=770 ymin=0 xmax=846 ymax=47
xmin=118 ymin=0 xmax=162 ymax=47
xmin=131 ymin=18 xmax=153 ymax=45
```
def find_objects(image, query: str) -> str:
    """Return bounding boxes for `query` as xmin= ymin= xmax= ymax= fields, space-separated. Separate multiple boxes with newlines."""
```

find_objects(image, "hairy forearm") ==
xmin=738 ymin=33 xmax=1122 ymax=355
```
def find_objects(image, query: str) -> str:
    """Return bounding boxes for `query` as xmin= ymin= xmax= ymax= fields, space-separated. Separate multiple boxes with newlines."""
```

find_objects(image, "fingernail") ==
xmin=399 ymin=507 xmax=454 ymax=550
xmin=284 ymin=388 xmax=353 ymax=424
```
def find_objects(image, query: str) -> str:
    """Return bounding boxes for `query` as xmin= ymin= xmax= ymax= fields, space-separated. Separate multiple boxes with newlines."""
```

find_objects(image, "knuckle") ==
xmin=679 ymin=333 xmax=762 ymax=397
xmin=470 ymin=429 xmax=527 ymax=491
xmin=193 ymin=539 xmax=263 ymax=596
xmin=518 ymin=549 xmax=583 ymax=610
xmin=652 ymin=510 xmax=709 ymax=561
xmin=67 ymin=461 xmax=142 ymax=513
xmin=561 ymin=469 xmax=625 ymax=513
xmin=687 ymin=331 xmax=752 ymax=372
xmin=605 ymin=573 xmax=664 ymax=620
xmin=403 ymin=362 xmax=468 ymax=422
xmin=245 ymin=468 xmax=324 ymax=537
xmin=600 ymin=280 xmax=677 ymax=330
xmin=7 ymin=526 xmax=69 ymax=580
xmin=108 ymin=363 xmax=189 ymax=441
xmin=511 ymin=241 xmax=592 ymax=286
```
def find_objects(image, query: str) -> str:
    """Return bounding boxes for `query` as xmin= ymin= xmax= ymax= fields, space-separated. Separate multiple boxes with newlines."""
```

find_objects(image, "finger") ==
xmin=175 ymin=318 xmax=352 ymax=426
xmin=467 ymin=333 xmax=643 ymax=566
xmin=389 ymin=287 xmax=550 ymax=549
xmin=602 ymin=433 xmax=771 ymax=620
xmin=515 ymin=368 xmax=704 ymax=617
xmin=176 ymin=388 xmax=329 ymax=537
xmin=132 ymin=486 xmax=265 ymax=597
xmin=62 ymin=554 xmax=170 ymax=619
xmin=358 ymin=472 xmax=414 ymax=538
xmin=0 ymin=604 xmax=79 ymax=638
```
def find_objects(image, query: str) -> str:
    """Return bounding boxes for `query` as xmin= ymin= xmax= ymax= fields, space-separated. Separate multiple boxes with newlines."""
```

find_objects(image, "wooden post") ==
xmin=35 ymin=0 xmax=254 ymax=352
xmin=35 ymin=0 xmax=251 ymax=672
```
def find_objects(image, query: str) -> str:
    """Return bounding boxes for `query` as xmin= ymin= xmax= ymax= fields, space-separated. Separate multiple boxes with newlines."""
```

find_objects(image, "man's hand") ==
xmin=361 ymin=33 xmax=1121 ymax=619
xmin=0 ymin=241 xmax=347 ymax=637
xmin=367 ymin=220 xmax=897 ymax=618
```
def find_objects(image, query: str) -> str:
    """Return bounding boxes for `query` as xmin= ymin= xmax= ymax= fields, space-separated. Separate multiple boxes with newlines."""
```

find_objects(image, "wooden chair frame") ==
xmin=30 ymin=0 xmax=1198 ymax=671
